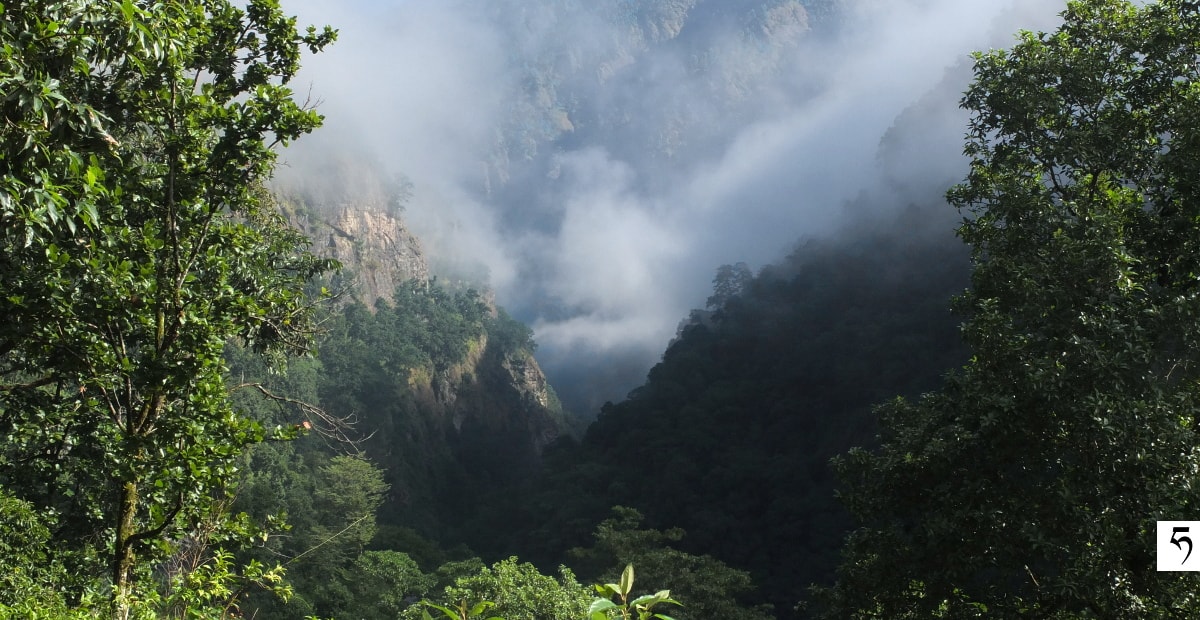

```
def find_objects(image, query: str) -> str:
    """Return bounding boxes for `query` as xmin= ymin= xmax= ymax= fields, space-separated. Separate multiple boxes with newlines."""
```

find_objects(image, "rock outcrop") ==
xmin=286 ymin=202 xmax=429 ymax=306
xmin=275 ymin=181 xmax=571 ymax=513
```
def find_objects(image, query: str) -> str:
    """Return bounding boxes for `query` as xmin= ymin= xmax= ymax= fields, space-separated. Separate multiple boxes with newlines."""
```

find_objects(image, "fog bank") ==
xmin=278 ymin=0 xmax=1066 ymax=414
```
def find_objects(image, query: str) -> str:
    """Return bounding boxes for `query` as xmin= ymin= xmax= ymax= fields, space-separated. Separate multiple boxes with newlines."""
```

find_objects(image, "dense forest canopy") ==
xmin=819 ymin=0 xmax=1200 ymax=616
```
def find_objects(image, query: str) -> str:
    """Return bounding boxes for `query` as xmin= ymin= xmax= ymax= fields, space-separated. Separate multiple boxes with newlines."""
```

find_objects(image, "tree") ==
xmin=231 ymin=451 xmax=393 ymax=619
xmin=0 ymin=0 xmax=334 ymax=615
xmin=308 ymin=455 xmax=390 ymax=564
xmin=570 ymin=507 xmax=774 ymax=620
xmin=406 ymin=557 xmax=590 ymax=620
xmin=588 ymin=564 xmax=681 ymax=620
xmin=820 ymin=1 xmax=1200 ymax=617
xmin=344 ymin=550 xmax=437 ymax=620
xmin=0 ymin=490 xmax=77 ymax=613
xmin=705 ymin=262 xmax=752 ymax=310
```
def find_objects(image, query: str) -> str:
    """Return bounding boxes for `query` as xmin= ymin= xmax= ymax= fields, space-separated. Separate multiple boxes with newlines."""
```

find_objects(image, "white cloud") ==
xmin=280 ymin=0 xmax=1067 ymax=412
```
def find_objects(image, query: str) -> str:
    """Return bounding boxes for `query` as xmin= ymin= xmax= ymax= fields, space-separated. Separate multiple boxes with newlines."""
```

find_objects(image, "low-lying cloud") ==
xmin=280 ymin=0 xmax=1066 ymax=414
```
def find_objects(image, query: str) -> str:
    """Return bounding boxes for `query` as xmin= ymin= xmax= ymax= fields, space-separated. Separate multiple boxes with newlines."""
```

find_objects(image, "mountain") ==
xmin=477 ymin=0 xmax=833 ymax=191
xmin=265 ymin=168 xmax=574 ymax=541
xmin=276 ymin=155 xmax=429 ymax=304
xmin=478 ymin=203 xmax=972 ymax=618
xmin=246 ymin=3 xmax=1046 ymax=617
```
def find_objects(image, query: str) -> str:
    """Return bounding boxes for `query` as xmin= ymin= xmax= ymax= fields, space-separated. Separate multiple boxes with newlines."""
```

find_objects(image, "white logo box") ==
xmin=1158 ymin=521 xmax=1200 ymax=571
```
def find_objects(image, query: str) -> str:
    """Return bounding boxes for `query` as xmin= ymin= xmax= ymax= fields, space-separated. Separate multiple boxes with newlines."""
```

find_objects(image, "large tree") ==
xmin=0 ymin=0 xmax=334 ymax=615
xmin=820 ymin=1 xmax=1200 ymax=617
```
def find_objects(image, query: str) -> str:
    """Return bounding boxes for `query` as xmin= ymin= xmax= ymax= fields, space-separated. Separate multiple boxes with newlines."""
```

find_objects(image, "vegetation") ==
xmin=818 ymin=0 xmax=1200 ymax=617
xmin=0 ymin=0 xmax=334 ymax=616
xmin=409 ymin=558 xmax=589 ymax=620
xmin=217 ymin=259 xmax=784 ymax=619
xmin=7 ymin=1 xmax=1200 ymax=619
xmin=479 ymin=206 xmax=969 ymax=616
xmin=588 ymin=564 xmax=679 ymax=620
xmin=221 ymin=276 xmax=583 ymax=618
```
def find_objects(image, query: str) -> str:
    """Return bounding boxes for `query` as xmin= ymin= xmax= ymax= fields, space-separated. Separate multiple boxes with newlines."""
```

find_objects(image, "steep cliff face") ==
xmin=277 ymin=188 xmax=570 ymax=535
xmin=287 ymin=196 xmax=567 ymax=423
xmin=286 ymin=202 xmax=429 ymax=306
xmin=410 ymin=330 xmax=567 ymax=480
xmin=477 ymin=0 xmax=825 ymax=189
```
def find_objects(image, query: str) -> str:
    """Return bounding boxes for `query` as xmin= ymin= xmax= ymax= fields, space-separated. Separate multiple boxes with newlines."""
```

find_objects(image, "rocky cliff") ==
xmin=274 ymin=180 xmax=571 ymax=537
xmin=283 ymin=199 xmax=429 ymax=307
xmin=412 ymin=329 xmax=567 ymax=480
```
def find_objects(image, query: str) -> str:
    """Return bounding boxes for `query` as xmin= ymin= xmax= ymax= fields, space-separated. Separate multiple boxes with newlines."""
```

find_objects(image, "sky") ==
xmin=276 ymin=0 xmax=1067 ymax=415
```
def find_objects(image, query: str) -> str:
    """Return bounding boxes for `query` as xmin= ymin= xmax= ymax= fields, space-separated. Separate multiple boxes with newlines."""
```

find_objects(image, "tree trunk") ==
xmin=112 ymin=479 xmax=139 ymax=619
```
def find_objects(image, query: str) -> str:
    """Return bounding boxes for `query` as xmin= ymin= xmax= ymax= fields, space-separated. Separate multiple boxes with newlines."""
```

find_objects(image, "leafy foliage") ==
xmin=418 ymin=599 xmax=504 ymax=620
xmin=231 ymin=441 xmax=392 ymax=619
xmin=346 ymin=550 xmax=438 ymax=619
xmin=569 ymin=507 xmax=773 ymax=620
xmin=227 ymin=274 xmax=577 ymax=616
xmin=0 ymin=0 xmax=335 ymax=613
xmin=589 ymin=564 xmax=681 ymax=620
xmin=312 ymin=279 xmax=571 ymax=541
xmin=820 ymin=1 xmax=1200 ymax=617
xmin=406 ymin=557 xmax=589 ymax=620
xmin=0 ymin=491 xmax=87 ymax=615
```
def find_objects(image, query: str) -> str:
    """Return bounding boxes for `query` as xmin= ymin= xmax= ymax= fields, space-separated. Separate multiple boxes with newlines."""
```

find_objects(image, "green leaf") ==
xmin=421 ymin=602 xmax=459 ymax=620
xmin=618 ymin=564 xmax=635 ymax=597
xmin=589 ymin=598 xmax=618 ymax=616
xmin=630 ymin=592 xmax=679 ymax=610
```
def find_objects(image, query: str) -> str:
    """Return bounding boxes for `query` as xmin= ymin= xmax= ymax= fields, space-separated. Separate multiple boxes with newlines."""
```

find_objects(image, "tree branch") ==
xmin=230 ymin=381 xmax=370 ymax=451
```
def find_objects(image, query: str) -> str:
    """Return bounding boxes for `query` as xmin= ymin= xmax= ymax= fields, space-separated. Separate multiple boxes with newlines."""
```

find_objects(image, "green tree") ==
xmin=571 ymin=507 xmax=773 ymax=620
xmin=705 ymin=262 xmax=752 ymax=310
xmin=344 ymin=550 xmax=437 ymax=619
xmin=0 ymin=490 xmax=86 ymax=615
xmin=235 ymin=452 xmax=390 ymax=619
xmin=0 ymin=0 xmax=334 ymax=614
xmin=308 ymin=455 xmax=390 ymax=563
xmin=407 ymin=557 xmax=590 ymax=620
xmin=820 ymin=1 xmax=1200 ymax=617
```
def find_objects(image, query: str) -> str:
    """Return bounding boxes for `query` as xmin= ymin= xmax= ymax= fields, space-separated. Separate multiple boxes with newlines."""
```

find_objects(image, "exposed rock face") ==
xmin=279 ymin=189 xmax=571 ymax=479
xmin=411 ymin=331 xmax=568 ymax=474
xmin=273 ymin=151 xmax=432 ymax=303
xmin=322 ymin=207 xmax=430 ymax=305
xmin=478 ymin=0 xmax=827 ymax=191
xmin=272 ymin=153 xmax=572 ymax=539
xmin=288 ymin=204 xmax=429 ymax=306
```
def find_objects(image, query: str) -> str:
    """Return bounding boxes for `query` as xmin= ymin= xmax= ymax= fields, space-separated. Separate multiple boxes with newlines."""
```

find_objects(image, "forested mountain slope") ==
xmin=236 ymin=161 xmax=977 ymax=619
xmin=278 ymin=176 xmax=573 ymax=532
xmin=468 ymin=204 xmax=972 ymax=616
xmin=225 ymin=181 xmax=577 ymax=616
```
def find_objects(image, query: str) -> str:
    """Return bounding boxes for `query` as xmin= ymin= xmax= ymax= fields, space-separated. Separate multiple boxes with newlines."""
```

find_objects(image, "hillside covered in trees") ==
xmin=6 ymin=1 xmax=1200 ymax=619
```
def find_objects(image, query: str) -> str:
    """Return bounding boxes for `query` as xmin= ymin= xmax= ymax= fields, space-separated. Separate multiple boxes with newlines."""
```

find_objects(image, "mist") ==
xmin=276 ymin=0 xmax=1066 ymax=415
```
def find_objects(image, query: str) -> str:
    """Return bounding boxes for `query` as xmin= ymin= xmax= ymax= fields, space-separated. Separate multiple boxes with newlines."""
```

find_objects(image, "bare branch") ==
xmin=230 ymin=381 xmax=371 ymax=451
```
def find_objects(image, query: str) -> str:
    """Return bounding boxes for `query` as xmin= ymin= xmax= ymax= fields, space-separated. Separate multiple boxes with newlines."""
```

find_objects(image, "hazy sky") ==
xmin=278 ymin=0 xmax=1066 ymax=414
